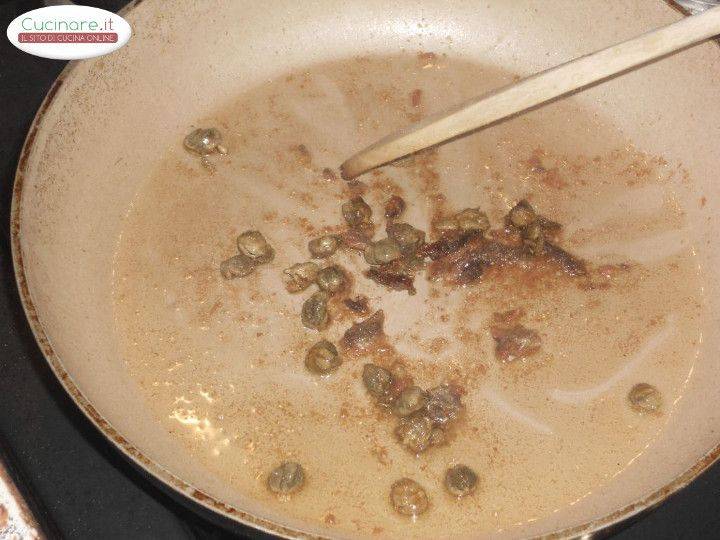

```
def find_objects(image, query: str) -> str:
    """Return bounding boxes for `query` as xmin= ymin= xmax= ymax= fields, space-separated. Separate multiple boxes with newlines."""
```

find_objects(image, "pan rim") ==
xmin=9 ymin=0 xmax=719 ymax=538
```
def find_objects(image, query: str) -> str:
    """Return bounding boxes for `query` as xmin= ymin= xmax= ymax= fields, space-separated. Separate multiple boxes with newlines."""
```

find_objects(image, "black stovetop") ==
xmin=1 ymin=1 xmax=719 ymax=538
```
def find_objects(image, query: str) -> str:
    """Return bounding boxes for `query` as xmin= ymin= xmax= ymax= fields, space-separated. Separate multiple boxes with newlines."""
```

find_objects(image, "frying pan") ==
xmin=10 ymin=0 xmax=720 ymax=538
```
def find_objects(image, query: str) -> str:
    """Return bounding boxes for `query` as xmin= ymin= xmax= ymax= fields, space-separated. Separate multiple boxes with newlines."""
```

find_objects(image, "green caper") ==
xmin=220 ymin=253 xmax=256 ymax=279
xmin=387 ymin=223 xmax=425 ymax=256
xmin=342 ymin=196 xmax=372 ymax=227
xmin=305 ymin=340 xmax=341 ymax=374
xmin=283 ymin=262 xmax=319 ymax=293
xmin=628 ymin=383 xmax=662 ymax=414
xmin=364 ymin=238 xmax=402 ymax=266
xmin=301 ymin=291 xmax=330 ymax=330
xmin=237 ymin=230 xmax=275 ymax=263
xmin=183 ymin=127 xmax=227 ymax=155
xmin=308 ymin=235 xmax=341 ymax=259
xmin=362 ymin=364 xmax=392 ymax=399
xmin=316 ymin=265 xmax=347 ymax=295
xmin=395 ymin=415 xmax=434 ymax=454
xmin=267 ymin=461 xmax=305 ymax=495
xmin=455 ymin=208 xmax=490 ymax=233
xmin=435 ymin=216 xmax=459 ymax=232
xmin=508 ymin=200 xmax=537 ymax=228
xmin=390 ymin=478 xmax=429 ymax=517
xmin=521 ymin=222 xmax=544 ymax=255
xmin=393 ymin=386 xmax=428 ymax=417
xmin=444 ymin=465 xmax=478 ymax=498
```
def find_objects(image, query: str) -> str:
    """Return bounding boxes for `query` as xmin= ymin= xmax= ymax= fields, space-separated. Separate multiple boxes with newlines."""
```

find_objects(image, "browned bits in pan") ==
xmin=390 ymin=478 xmax=429 ymax=517
xmin=384 ymin=195 xmax=406 ymax=219
xmin=321 ymin=167 xmax=337 ymax=181
xmin=490 ymin=310 xmax=542 ymax=363
xmin=291 ymin=143 xmax=312 ymax=167
xmin=267 ymin=462 xmax=305 ymax=495
xmin=410 ymin=88 xmax=423 ymax=108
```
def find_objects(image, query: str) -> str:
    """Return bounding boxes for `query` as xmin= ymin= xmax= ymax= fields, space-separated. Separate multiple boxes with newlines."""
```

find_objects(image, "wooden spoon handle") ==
xmin=341 ymin=6 xmax=720 ymax=179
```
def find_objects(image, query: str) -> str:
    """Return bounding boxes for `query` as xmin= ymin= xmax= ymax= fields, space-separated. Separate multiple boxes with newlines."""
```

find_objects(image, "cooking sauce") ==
xmin=112 ymin=54 xmax=703 ymax=538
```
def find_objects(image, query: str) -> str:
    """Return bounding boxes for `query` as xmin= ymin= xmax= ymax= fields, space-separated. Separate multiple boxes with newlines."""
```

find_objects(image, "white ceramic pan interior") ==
xmin=12 ymin=0 xmax=720 ymax=538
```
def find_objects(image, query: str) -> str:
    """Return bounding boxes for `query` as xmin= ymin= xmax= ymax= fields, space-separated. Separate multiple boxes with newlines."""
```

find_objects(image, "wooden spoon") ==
xmin=340 ymin=5 xmax=720 ymax=180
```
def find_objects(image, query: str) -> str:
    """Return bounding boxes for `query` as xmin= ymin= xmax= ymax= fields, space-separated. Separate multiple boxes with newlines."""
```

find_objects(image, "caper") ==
xmin=435 ymin=216 xmax=459 ymax=232
xmin=364 ymin=238 xmax=402 ymax=266
xmin=387 ymin=223 xmax=425 ymax=256
xmin=305 ymin=340 xmax=341 ymax=374
xmin=508 ymin=200 xmax=537 ymax=228
xmin=267 ymin=461 xmax=305 ymax=495
xmin=220 ymin=253 xmax=256 ymax=279
xmin=316 ymin=265 xmax=347 ymax=295
xmin=393 ymin=386 xmax=428 ymax=417
xmin=425 ymin=385 xmax=462 ymax=426
xmin=362 ymin=364 xmax=392 ymax=398
xmin=183 ymin=127 xmax=227 ymax=155
xmin=444 ymin=465 xmax=478 ymax=498
xmin=308 ymin=235 xmax=341 ymax=259
xmin=390 ymin=478 xmax=429 ymax=517
xmin=301 ymin=291 xmax=330 ymax=330
xmin=395 ymin=415 xmax=434 ymax=454
xmin=342 ymin=196 xmax=372 ymax=227
xmin=384 ymin=195 xmax=406 ymax=219
xmin=455 ymin=208 xmax=490 ymax=233
xmin=283 ymin=262 xmax=319 ymax=293
xmin=237 ymin=230 xmax=275 ymax=263
xmin=521 ymin=222 xmax=544 ymax=255
xmin=628 ymin=383 xmax=662 ymax=414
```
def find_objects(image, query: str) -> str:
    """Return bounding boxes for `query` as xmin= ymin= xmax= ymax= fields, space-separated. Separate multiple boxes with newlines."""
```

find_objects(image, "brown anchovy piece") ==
xmin=339 ymin=223 xmax=374 ymax=252
xmin=418 ymin=231 xmax=481 ymax=261
xmin=343 ymin=295 xmax=370 ymax=315
xmin=342 ymin=310 xmax=385 ymax=350
xmin=364 ymin=267 xmax=416 ymax=295
xmin=384 ymin=195 xmax=406 ymax=220
xmin=542 ymin=242 xmax=587 ymax=276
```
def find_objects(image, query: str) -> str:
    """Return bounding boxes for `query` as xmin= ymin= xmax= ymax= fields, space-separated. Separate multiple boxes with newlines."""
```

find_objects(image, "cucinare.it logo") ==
xmin=6 ymin=5 xmax=131 ymax=60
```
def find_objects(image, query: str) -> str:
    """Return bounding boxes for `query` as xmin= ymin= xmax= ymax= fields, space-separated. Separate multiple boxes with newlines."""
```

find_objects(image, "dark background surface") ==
xmin=1 ymin=1 xmax=719 ymax=538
